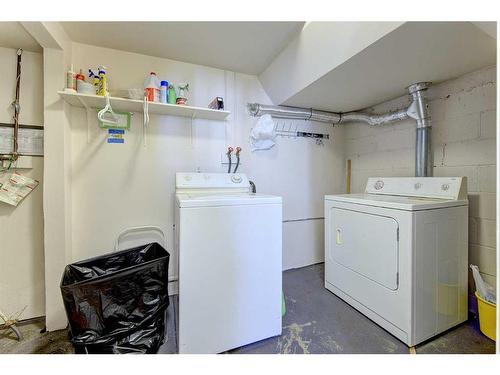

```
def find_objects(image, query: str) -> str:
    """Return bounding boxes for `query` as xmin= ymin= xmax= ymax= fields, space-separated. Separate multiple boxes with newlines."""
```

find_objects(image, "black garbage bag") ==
xmin=60 ymin=242 xmax=170 ymax=354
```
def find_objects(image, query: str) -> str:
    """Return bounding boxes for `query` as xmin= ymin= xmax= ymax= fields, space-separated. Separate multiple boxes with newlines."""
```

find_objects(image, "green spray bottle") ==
xmin=168 ymin=83 xmax=177 ymax=104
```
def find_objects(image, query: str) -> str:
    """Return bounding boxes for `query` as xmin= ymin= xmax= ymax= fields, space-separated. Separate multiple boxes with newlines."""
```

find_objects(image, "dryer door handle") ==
xmin=336 ymin=228 xmax=343 ymax=245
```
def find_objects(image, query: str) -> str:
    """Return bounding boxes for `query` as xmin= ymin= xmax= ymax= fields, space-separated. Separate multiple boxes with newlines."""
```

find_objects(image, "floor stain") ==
xmin=277 ymin=322 xmax=314 ymax=354
xmin=319 ymin=335 xmax=343 ymax=353
xmin=1 ymin=264 xmax=495 ymax=354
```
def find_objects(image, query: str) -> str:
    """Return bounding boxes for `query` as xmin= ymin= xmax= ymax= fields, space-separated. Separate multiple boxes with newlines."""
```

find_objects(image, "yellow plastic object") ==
xmin=475 ymin=292 xmax=496 ymax=341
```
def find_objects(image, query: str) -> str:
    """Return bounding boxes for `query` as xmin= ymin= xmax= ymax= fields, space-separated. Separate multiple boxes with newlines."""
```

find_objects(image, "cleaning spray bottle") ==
xmin=168 ymin=83 xmax=177 ymax=104
xmin=97 ymin=66 xmax=108 ymax=96
xmin=89 ymin=69 xmax=99 ymax=94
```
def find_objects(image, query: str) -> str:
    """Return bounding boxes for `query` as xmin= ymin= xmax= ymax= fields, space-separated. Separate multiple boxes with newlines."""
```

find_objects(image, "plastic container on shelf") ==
xmin=168 ymin=83 xmax=177 ymax=104
xmin=77 ymin=80 xmax=96 ymax=95
xmin=144 ymin=72 xmax=160 ymax=102
xmin=97 ymin=67 xmax=108 ymax=96
xmin=89 ymin=69 xmax=99 ymax=94
xmin=76 ymin=69 xmax=85 ymax=82
xmin=65 ymin=65 xmax=77 ymax=92
xmin=176 ymin=82 xmax=189 ymax=105
xmin=160 ymin=80 xmax=168 ymax=103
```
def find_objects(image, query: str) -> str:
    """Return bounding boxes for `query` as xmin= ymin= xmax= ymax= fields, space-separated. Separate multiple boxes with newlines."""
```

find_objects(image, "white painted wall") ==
xmin=0 ymin=46 xmax=44 ymax=319
xmin=68 ymin=43 xmax=345 ymax=291
xmin=344 ymin=66 xmax=497 ymax=303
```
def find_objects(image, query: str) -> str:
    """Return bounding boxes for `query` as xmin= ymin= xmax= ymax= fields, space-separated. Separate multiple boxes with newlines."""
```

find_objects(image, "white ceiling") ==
xmin=0 ymin=22 xmax=42 ymax=52
xmin=281 ymin=22 xmax=497 ymax=112
xmin=61 ymin=22 xmax=304 ymax=75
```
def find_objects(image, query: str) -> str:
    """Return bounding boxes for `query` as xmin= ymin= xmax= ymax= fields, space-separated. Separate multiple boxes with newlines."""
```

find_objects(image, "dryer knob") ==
xmin=414 ymin=182 xmax=422 ymax=190
xmin=441 ymin=183 xmax=450 ymax=191
xmin=374 ymin=180 xmax=384 ymax=190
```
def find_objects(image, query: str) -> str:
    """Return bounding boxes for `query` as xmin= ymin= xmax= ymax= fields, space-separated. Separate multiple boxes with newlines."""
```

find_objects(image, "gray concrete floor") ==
xmin=0 ymin=263 xmax=495 ymax=354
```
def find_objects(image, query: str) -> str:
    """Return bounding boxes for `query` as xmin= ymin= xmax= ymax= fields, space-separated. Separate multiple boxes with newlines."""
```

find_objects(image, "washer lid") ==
xmin=325 ymin=193 xmax=467 ymax=211
xmin=176 ymin=192 xmax=282 ymax=208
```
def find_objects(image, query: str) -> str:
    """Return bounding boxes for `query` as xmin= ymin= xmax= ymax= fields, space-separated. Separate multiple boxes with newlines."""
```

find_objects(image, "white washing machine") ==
xmin=325 ymin=177 xmax=468 ymax=346
xmin=174 ymin=172 xmax=282 ymax=353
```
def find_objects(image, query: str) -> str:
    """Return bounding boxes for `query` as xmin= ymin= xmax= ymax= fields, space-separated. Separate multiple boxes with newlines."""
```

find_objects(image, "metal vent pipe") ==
xmin=247 ymin=81 xmax=432 ymax=177
xmin=247 ymin=103 xmax=341 ymax=123
xmin=407 ymin=82 xmax=432 ymax=177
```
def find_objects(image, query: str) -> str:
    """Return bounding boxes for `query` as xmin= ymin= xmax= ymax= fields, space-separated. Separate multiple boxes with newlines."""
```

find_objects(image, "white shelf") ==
xmin=58 ymin=91 xmax=230 ymax=121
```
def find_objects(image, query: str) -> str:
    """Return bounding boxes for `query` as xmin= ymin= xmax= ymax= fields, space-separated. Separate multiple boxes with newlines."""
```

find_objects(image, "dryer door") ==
xmin=330 ymin=207 xmax=399 ymax=290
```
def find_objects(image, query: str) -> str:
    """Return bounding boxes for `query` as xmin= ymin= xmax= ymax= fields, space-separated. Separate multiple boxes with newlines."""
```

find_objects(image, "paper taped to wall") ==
xmin=0 ymin=172 xmax=39 ymax=206
xmin=0 ymin=127 xmax=44 ymax=156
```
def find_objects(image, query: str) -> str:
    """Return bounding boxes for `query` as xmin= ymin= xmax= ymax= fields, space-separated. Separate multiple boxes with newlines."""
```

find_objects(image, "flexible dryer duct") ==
xmin=247 ymin=82 xmax=432 ymax=176
xmin=246 ymin=103 xmax=409 ymax=126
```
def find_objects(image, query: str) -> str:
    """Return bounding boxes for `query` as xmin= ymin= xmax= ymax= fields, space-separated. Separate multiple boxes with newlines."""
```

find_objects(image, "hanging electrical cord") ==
xmin=143 ymin=95 xmax=150 ymax=146
xmin=226 ymin=146 xmax=233 ymax=174
xmin=233 ymin=147 xmax=241 ymax=173
xmin=1 ymin=49 xmax=22 ymax=166
xmin=11 ymin=49 xmax=21 ymax=160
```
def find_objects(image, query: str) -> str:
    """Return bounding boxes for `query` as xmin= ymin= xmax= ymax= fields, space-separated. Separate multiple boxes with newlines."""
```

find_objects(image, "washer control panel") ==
xmin=176 ymin=172 xmax=250 ymax=192
xmin=231 ymin=175 xmax=243 ymax=184
xmin=365 ymin=177 xmax=467 ymax=200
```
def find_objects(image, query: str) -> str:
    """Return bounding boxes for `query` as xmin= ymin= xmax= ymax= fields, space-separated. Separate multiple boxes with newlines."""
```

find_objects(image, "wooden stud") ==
xmin=346 ymin=159 xmax=352 ymax=194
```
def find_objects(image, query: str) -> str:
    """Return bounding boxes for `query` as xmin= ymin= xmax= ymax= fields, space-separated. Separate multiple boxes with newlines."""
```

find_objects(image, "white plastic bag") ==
xmin=250 ymin=114 xmax=276 ymax=151
xmin=470 ymin=264 xmax=496 ymax=304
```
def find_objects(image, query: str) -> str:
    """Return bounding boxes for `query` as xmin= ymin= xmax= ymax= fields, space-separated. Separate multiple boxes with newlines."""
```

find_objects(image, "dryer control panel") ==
xmin=365 ymin=177 xmax=467 ymax=200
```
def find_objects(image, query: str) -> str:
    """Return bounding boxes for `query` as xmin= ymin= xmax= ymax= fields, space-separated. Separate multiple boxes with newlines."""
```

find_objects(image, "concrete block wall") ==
xmin=344 ymin=66 xmax=497 ymax=299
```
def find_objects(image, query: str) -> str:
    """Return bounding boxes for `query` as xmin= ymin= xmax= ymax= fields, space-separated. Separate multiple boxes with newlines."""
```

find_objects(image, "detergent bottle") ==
xmin=144 ymin=72 xmax=160 ymax=102
xmin=97 ymin=66 xmax=108 ymax=96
